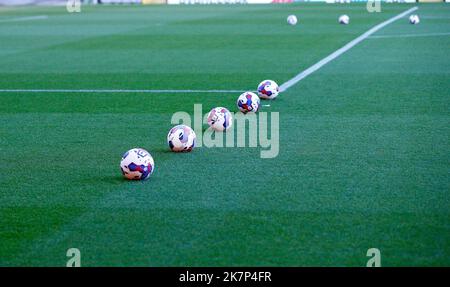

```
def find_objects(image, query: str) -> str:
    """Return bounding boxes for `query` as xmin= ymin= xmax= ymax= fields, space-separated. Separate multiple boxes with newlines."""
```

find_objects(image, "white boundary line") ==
xmin=0 ymin=15 xmax=48 ymax=23
xmin=279 ymin=6 xmax=418 ymax=92
xmin=368 ymin=32 xmax=450 ymax=39
xmin=0 ymin=89 xmax=246 ymax=94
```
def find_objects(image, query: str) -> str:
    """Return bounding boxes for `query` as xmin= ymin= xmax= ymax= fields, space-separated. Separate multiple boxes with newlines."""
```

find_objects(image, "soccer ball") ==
xmin=287 ymin=15 xmax=297 ymax=26
xmin=339 ymin=15 xmax=350 ymax=25
xmin=120 ymin=148 xmax=154 ymax=180
xmin=257 ymin=80 xmax=279 ymax=100
xmin=207 ymin=107 xmax=232 ymax=131
xmin=237 ymin=92 xmax=260 ymax=114
xmin=409 ymin=14 xmax=420 ymax=25
xmin=167 ymin=124 xmax=196 ymax=152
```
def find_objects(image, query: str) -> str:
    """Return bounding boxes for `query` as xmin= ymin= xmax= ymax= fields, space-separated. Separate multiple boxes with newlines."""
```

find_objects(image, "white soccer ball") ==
xmin=167 ymin=124 xmax=196 ymax=152
xmin=409 ymin=14 xmax=420 ymax=25
xmin=207 ymin=107 xmax=233 ymax=132
xmin=237 ymin=92 xmax=260 ymax=114
xmin=120 ymin=148 xmax=155 ymax=180
xmin=287 ymin=15 xmax=297 ymax=26
xmin=257 ymin=80 xmax=279 ymax=100
xmin=339 ymin=15 xmax=350 ymax=25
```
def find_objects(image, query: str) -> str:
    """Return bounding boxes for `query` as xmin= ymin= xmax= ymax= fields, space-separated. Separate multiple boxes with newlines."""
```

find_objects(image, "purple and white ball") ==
xmin=287 ymin=15 xmax=297 ymax=26
xmin=257 ymin=79 xmax=279 ymax=100
xmin=339 ymin=15 xmax=349 ymax=25
xmin=237 ymin=92 xmax=260 ymax=114
xmin=207 ymin=107 xmax=232 ymax=132
xmin=167 ymin=124 xmax=196 ymax=152
xmin=409 ymin=14 xmax=420 ymax=25
xmin=120 ymin=148 xmax=155 ymax=180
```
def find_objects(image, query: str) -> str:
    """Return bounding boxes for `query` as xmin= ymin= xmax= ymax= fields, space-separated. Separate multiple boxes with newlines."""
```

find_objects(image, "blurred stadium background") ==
xmin=1 ymin=0 xmax=449 ymax=6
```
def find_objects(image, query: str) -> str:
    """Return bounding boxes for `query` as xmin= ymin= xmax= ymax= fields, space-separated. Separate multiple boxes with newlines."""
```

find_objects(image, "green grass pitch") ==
xmin=0 ymin=3 xmax=449 ymax=266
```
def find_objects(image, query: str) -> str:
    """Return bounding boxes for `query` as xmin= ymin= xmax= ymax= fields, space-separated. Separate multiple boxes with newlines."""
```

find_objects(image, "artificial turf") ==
xmin=0 ymin=3 xmax=449 ymax=266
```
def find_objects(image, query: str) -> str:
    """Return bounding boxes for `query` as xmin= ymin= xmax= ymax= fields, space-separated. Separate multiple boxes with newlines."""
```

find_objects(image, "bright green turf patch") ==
xmin=0 ymin=3 xmax=449 ymax=266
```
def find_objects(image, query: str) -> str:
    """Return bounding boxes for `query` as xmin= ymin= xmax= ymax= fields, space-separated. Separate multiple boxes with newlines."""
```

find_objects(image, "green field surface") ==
xmin=0 ymin=3 xmax=449 ymax=266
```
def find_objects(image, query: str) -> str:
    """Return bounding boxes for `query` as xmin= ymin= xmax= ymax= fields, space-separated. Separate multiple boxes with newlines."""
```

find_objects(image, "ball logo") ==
xmin=135 ymin=149 xmax=149 ymax=158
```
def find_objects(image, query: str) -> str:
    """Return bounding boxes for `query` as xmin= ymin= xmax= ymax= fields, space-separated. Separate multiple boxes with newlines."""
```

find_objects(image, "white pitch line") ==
xmin=0 ymin=15 xmax=48 ymax=23
xmin=0 ymin=89 xmax=245 ymax=94
xmin=279 ymin=6 xmax=418 ymax=92
xmin=368 ymin=32 xmax=450 ymax=39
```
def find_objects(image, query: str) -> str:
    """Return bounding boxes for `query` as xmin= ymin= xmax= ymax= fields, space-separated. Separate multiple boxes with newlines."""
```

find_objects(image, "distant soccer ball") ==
xmin=257 ymin=80 xmax=279 ymax=100
xmin=207 ymin=107 xmax=232 ymax=131
xmin=409 ymin=14 xmax=420 ymax=25
xmin=237 ymin=92 xmax=260 ymax=114
xmin=339 ymin=15 xmax=350 ymax=25
xmin=287 ymin=15 xmax=297 ymax=26
xmin=120 ymin=148 xmax=154 ymax=180
xmin=167 ymin=124 xmax=196 ymax=152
